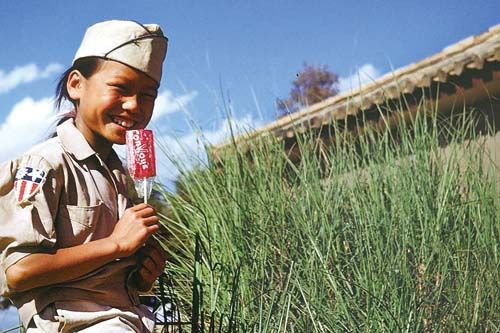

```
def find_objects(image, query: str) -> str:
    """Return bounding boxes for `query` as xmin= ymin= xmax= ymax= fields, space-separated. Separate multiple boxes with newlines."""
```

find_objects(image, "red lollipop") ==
xmin=126 ymin=129 xmax=156 ymax=202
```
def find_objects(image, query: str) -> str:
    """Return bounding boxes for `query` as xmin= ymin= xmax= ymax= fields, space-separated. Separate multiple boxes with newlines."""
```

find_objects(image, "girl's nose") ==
xmin=122 ymin=96 xmax=139 ymax=113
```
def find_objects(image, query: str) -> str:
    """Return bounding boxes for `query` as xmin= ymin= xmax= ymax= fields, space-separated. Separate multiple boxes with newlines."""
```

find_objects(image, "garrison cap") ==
xmin=73 ymin=20 xmax=168 ymax=84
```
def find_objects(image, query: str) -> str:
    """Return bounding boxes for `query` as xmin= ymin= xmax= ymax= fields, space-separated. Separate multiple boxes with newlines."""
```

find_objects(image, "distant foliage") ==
xmin=277 ymin=63 xmax=339 ymax=115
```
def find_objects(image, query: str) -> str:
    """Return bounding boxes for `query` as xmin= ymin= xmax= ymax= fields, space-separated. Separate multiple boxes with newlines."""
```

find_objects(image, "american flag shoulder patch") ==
xmin=14 ymin=167 xmax=47 ymax=203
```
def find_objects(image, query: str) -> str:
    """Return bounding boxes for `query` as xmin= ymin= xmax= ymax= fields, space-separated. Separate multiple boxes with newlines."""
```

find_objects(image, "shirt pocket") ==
xmin=56 ymin=201 xmax=103 ymax=247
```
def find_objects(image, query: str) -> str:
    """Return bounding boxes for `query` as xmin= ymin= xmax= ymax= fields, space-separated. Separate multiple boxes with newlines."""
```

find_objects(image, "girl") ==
xmin=0 ymin=20 xmax=168 ymax=332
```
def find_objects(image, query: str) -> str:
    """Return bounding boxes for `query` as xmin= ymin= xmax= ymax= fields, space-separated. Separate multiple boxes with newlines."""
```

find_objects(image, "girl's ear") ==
xmin=67 ymin=70 xmax=84 ymax=101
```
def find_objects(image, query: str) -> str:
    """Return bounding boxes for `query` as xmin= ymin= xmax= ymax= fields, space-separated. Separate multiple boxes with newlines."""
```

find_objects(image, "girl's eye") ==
xmin=112 ymin=84 xmax=127 ymax=92
xmin=140 ymin=92 xmax=157 ymax=100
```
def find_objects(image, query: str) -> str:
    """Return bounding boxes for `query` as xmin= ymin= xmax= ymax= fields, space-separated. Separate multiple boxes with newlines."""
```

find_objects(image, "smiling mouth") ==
xmin=112 ymin=116 xmax=136 ymax=129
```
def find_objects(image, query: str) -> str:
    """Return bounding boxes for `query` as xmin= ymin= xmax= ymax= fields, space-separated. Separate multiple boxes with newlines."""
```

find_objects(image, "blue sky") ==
xmin=0 ymin=1 xmax=499 ymax=329
xmin=0 ymin=1 xmax=499 ymax=187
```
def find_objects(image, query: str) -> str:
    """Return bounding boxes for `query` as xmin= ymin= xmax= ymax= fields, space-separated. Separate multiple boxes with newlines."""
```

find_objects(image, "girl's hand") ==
xmin=108 ymin=203 xmax=160 ymax=257
xmin=134 ymin=240 xmax=167 ymax=292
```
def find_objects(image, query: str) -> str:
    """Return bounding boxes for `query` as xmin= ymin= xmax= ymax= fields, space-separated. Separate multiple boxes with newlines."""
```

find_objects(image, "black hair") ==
xmin=55 ymin=57 xmax=104 ymax=112
xmin=50 ymin=57 xmax=104 ymax=133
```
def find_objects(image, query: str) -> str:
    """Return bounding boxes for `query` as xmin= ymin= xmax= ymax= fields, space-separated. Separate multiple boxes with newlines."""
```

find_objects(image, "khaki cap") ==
xmin=73 ymin=20 xmax=168 ymax=84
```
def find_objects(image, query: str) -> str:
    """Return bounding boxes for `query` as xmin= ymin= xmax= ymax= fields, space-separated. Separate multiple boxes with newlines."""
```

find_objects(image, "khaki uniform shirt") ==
xmin=0 ymin=119 xmax=141 ymax=327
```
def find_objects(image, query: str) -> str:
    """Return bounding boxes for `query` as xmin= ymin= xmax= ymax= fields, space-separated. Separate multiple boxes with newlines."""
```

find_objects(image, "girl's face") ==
xmin=68 ymin=60 xmax=159 ymax=152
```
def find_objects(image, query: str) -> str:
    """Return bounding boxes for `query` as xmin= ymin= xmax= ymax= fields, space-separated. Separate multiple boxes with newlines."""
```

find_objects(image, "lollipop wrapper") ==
xmin=126 ymin=129 xmax=156 ymax=200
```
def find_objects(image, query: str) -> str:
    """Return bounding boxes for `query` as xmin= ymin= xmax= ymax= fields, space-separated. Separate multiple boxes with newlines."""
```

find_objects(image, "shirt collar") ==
xmin=56 ymin=118 xmax=125 ymax=169
xmin=106 ymin=148 xmax=126 ymax=172
xmin=56 ymin=118 xmax=97 ymax=161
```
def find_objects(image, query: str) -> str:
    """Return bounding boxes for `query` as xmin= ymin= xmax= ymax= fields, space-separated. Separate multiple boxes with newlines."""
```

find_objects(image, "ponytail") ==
xmin=50 ymin=57 xmax=104 ymax=138
xmin=54 ymin=57 xmax=104 ymax=111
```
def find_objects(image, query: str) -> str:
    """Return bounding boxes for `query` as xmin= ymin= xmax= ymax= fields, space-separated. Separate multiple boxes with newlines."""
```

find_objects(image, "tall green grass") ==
xmin=155 ymin=104 xmax=500 ymax=332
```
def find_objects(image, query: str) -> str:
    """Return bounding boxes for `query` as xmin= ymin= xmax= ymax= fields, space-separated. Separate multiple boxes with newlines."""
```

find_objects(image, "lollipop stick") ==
xmin=144 ymin=177 xmax=148 ymax=204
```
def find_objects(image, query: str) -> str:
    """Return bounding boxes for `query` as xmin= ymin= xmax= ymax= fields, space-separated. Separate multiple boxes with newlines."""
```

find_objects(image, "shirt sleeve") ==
xmin=0 ymin=154 xmax=63 ymax=296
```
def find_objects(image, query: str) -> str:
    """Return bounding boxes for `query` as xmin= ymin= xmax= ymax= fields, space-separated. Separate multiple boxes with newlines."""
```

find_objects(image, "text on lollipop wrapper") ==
xmin=126 ymin=129 xmax=156 ymax=179
xmin=132 ymin=135 xmax=150 ymax=170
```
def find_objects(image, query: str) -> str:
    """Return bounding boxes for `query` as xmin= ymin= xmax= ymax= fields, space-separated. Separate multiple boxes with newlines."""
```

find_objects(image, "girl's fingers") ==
xmin=141 ymin=250 xmax=165 ymax=270
xmin=146 ymin=224 xmax=160 ymax=235
xmin=136 ymin=207 xmax=156 ymax=218
xmin=142 ymin=256 xmax=157 ymax=272
xmin=139 ymin=257 xmax=162 ymax=280
xmin=129 ymin=203 xmax=149 ymax=211
xmin=146 ymin=239 xmax=167 ymax=260
xmin=143 ymin=216 xmax=160 ymax=225
xmin=148 ymin=244 xmax=167 ymax=262
xmin=129 ymin=204 xmax=156 ymax=216
xmin=150 ymin=254 xmax=166 ymax=271
xmin=139 ymin=266 xmax=155 ymax=281
xmin=151 ymin=247 xmax=167 ymax=265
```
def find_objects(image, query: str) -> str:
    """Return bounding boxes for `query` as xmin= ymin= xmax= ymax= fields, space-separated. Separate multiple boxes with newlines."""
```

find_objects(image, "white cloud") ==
xmin=0 ymin=63 xmax=64 ymax=94
xmin=0 ymin=97 xmax=57 ymax=161
xmin=0 ymin=88 xmax=252 ymax=190
xmin=149 ymin=115 xmax=261 ymax=184
xmin=151 ymin=90 xmax=198 ymax=122
xmin=337 ymin=63 xmax=381 ymax=93
xmin=0 ymin=88 xmax=198 ymax=176
xmin=114 ymin=114 xmax=261 ymax=187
